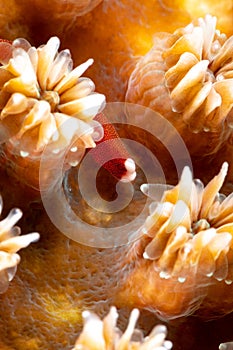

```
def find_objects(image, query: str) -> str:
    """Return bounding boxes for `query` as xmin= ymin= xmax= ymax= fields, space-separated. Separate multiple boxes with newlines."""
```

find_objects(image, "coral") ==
xmin=0 ymin=201 xmax=131 ymax=350
xmin=74 ymin=307 xmax=172 ymax=350
xmin=0 ymin=37 xmax=137 ymax=189
xmin=0 ymin=194 xmax=39 ymax=293
xmin=115 ymin=163 xmax=233 ymax=320
xmin=126 ymin=15 xmax=233 ymax=158
xmin=0 ymin=36 xmax=105 ymax=153
xmin=0 ymin=36 xmax=105 ymax=189
xmin=163 ymin=15 xmax=233 ymax=132
xmin=61 ymin=0 xmax=193 ymax=103
xmin=141 ymin=162 xmax=233 ymax=283
xmin=0 ymin=1 xmax=232 ymax=349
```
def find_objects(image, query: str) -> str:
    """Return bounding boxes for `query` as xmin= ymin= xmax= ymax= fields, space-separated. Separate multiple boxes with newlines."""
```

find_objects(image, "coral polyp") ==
xmin=0 ymin=36 xmax=105 ymax=156
xmin=126 ymin=15 xmax=233 ymax=157
xmin=0 ymin=36 xmax=106 ymax=189
xmin=0 ymin=195 xmax=39 ymax=293
xmin=74 ymin=307 xmax=172 ymax=350
xmin=163 ymin=15 xmax=233 ymax=132
xmin=141 ymin=162 xmax=233 ymax=284
xmin=115 ymin=163 xmax=233 ymax=321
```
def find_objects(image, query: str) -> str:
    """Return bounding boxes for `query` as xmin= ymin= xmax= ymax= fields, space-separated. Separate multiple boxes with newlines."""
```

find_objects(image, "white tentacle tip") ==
xmin=121 ymin=158 xmax=136 ymax=182
xmin=219 ymin=342 xmax=233 ymax=350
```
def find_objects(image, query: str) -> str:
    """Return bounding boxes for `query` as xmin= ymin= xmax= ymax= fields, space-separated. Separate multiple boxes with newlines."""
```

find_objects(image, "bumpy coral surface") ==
xmin=30 ymin=0 xmax=103 ymax=19
xmin=74 ymin=307 xmax=172 ymax=350
xmin=0 ymin=0 xmax=104 ymax=40
xmin=25 ymin=0 xmax=104 ymax=36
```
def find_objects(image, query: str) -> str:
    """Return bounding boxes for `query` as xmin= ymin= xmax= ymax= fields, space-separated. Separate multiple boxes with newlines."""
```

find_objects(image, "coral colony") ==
xmin=0 ymin=3 xmax=232 ymax=349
